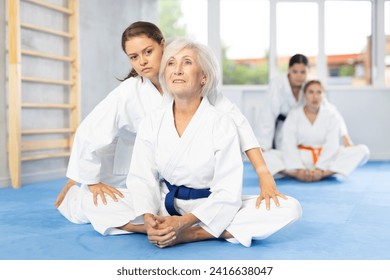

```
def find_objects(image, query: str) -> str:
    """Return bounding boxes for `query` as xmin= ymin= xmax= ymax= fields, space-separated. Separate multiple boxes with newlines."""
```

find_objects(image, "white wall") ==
xmin=0 ymin=0 xmax=158 ymax=187
xmin=327 ymin=88 xmax=390 ymax=160
xmin=79 ymin=0 xmax=158 ymax=118
xmin=223 ymin=86 xmax=390 ymax=161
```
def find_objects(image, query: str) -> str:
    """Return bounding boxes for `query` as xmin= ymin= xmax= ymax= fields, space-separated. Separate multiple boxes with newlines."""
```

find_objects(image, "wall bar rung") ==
xmin=22 ymin=49 xmax=73 ymax=62
xmin=22 ymin=103 xmax=75 ymax=109
xmin=22 ymin=76 xmax=73 ymax=85
xmin=21 ymin=152 xmax=71 ymax=161
xmin=22 ymin=139 xmax=70 ymax=151
xmin=24 ymin=0 xmax=73 ymax=15
xmin=22 ymin=128 xmax=73 ymax=135
xmin=21 ymin=22 xmax=73 ymax=38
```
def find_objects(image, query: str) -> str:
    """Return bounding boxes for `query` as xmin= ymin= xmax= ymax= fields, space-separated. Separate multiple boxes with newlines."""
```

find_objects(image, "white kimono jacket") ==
xmin=282 ymin=105 xmax=369 ymax=177
xmin=258 ymin=74 xmax=301 ymax=151
xmin=64 ymin=99 xmax=301 ymax=246
xmin=66 ymin=77 xmax=163 ymax=187
xmin=66 ymin=79 xmax=259 ymax=187
xmin=128 ymin=98 xmax=243 ymax=237
xmin=126 ymin=98 xmax=302 ymax=246
xmin=58 ymin=77 xmax=260 ymax=225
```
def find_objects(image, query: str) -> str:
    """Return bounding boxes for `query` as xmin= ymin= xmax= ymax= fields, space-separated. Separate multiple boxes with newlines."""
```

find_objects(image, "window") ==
xmin=220 ymin=0 xmax=269 ymax=85
xmin=325 ymin=1 xmax=372 ymax=86
xmin=158 ymin=0 xmax=207 ymax=44
xmin=159 ymin=0 xmax=388 ymax=88
xmin=276 ymin=2 xmax=318 ymax=80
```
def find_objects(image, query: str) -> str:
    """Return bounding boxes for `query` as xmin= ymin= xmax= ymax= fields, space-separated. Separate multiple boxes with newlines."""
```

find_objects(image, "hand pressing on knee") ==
xmin=88 ymin=182 xmax=124 ymax=206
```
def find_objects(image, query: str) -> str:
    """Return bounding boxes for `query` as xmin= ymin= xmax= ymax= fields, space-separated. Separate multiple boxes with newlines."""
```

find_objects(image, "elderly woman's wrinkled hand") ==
xmin=144 ymin=214 xmax=176 ymax=248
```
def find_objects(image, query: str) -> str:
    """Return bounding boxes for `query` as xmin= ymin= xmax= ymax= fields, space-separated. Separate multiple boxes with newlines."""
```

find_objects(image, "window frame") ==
xmin=207 ymin=0 xmax=388 ymax=88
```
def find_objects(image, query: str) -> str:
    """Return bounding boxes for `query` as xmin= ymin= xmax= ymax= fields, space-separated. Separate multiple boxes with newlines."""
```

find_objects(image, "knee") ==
xmin=356 ymin=144 xmax=370 ymax=163
xmin=283 ymin=196 xmax=303 ymax=222
xmin=359 ymin=144 xmax=370 ymax=157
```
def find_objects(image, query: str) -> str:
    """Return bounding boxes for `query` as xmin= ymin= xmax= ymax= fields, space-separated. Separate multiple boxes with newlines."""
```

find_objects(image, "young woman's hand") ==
xmin=88 ymin=182 xmax=124 ymax=206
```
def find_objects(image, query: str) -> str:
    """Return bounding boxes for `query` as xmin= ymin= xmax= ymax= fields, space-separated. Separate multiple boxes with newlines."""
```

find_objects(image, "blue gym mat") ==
xmin=0 ymin=161 xmax=389 ymax=260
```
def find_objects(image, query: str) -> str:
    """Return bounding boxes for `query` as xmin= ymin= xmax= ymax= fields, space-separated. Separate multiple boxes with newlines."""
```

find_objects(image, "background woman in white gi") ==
xmin=281 ymin=80 xmax=369 ymax=182
xmin=258 ymin=54 xmax=353 ymax=176
xmin=124 ymin=38 xmax=302 ymax=248
xmin=55 ymin=22 xmax=285 ymax=233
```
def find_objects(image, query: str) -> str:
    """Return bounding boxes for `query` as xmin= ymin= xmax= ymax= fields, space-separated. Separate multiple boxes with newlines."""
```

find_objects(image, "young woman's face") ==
xmin=288 ymin=63 xmax=308 ymax=88
xmin=164 ymin=48 xmax=206 ymax=98
xmin=304 ymin=82 xmax=323 ymax=110
xmin=124 ymin=35 xmax=164 ymax=80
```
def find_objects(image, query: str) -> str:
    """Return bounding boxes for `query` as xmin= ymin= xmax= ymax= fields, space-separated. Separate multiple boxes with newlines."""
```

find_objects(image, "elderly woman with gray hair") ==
xmin=124 ymin=38 xmax=302 ymax=248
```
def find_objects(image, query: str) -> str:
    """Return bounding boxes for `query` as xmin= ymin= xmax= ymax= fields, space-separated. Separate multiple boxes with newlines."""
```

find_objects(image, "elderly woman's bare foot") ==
xmin=118 ymin=223 xmax=146 ymax=234
xmin=156 ymin=227 xmax=233 ymax=248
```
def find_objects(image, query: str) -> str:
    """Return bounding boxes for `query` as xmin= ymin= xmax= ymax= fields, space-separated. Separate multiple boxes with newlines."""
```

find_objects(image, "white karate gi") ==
xmin=57 ymin=77 xmax=261 ymax=231
xmin=282 ymin=105 xmax=369 ymax=178
xmin=259 ymin=74 xmax=349 ymax=175
xmin=258 ymin=75 xmax=301 ymax=151
xmin=125 ymin=98 xmax=302 ymax=247
xmin=58 ymin=77 xmax=163 ymax=224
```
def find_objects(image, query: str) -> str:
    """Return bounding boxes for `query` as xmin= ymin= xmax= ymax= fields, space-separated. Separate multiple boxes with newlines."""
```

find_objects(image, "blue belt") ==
xmin=163 ymin=179 xmax=211 ymax=216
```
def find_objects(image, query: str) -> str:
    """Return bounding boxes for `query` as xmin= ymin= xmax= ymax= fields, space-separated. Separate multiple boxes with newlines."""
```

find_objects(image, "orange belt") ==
xmin=298 ymin=145 xmax=322 ymax=164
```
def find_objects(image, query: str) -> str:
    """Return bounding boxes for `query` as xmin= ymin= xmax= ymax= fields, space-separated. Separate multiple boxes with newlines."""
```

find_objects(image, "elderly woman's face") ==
xmin=165 ymin=48 xmax=206 ymax=98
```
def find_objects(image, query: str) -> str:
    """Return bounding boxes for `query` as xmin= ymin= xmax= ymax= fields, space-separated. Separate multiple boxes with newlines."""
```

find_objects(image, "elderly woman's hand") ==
xmin=148 ymin=214 xmax=199 ymax=248
xmin=256 ymin=171 xmax=287 ymax=210
xmin=144 ymin=214 xmax=176 ymax=248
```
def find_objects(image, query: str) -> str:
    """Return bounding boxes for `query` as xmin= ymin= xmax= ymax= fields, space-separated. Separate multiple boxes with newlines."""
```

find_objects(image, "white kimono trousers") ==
xmin=259 ymin=74 xmax=349 ymax=175
xmin=58 ymin=77 xmax=260 ymax=227
xmin=126 ymin=98 xmax=302 ymax=247
xmin=282 ymin=105 xmax=369 ymax=178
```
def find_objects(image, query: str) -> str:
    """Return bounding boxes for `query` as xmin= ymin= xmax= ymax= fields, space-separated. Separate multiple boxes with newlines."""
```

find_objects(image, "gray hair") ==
xmin=159 ymin=37 xmax=220 ymax=97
